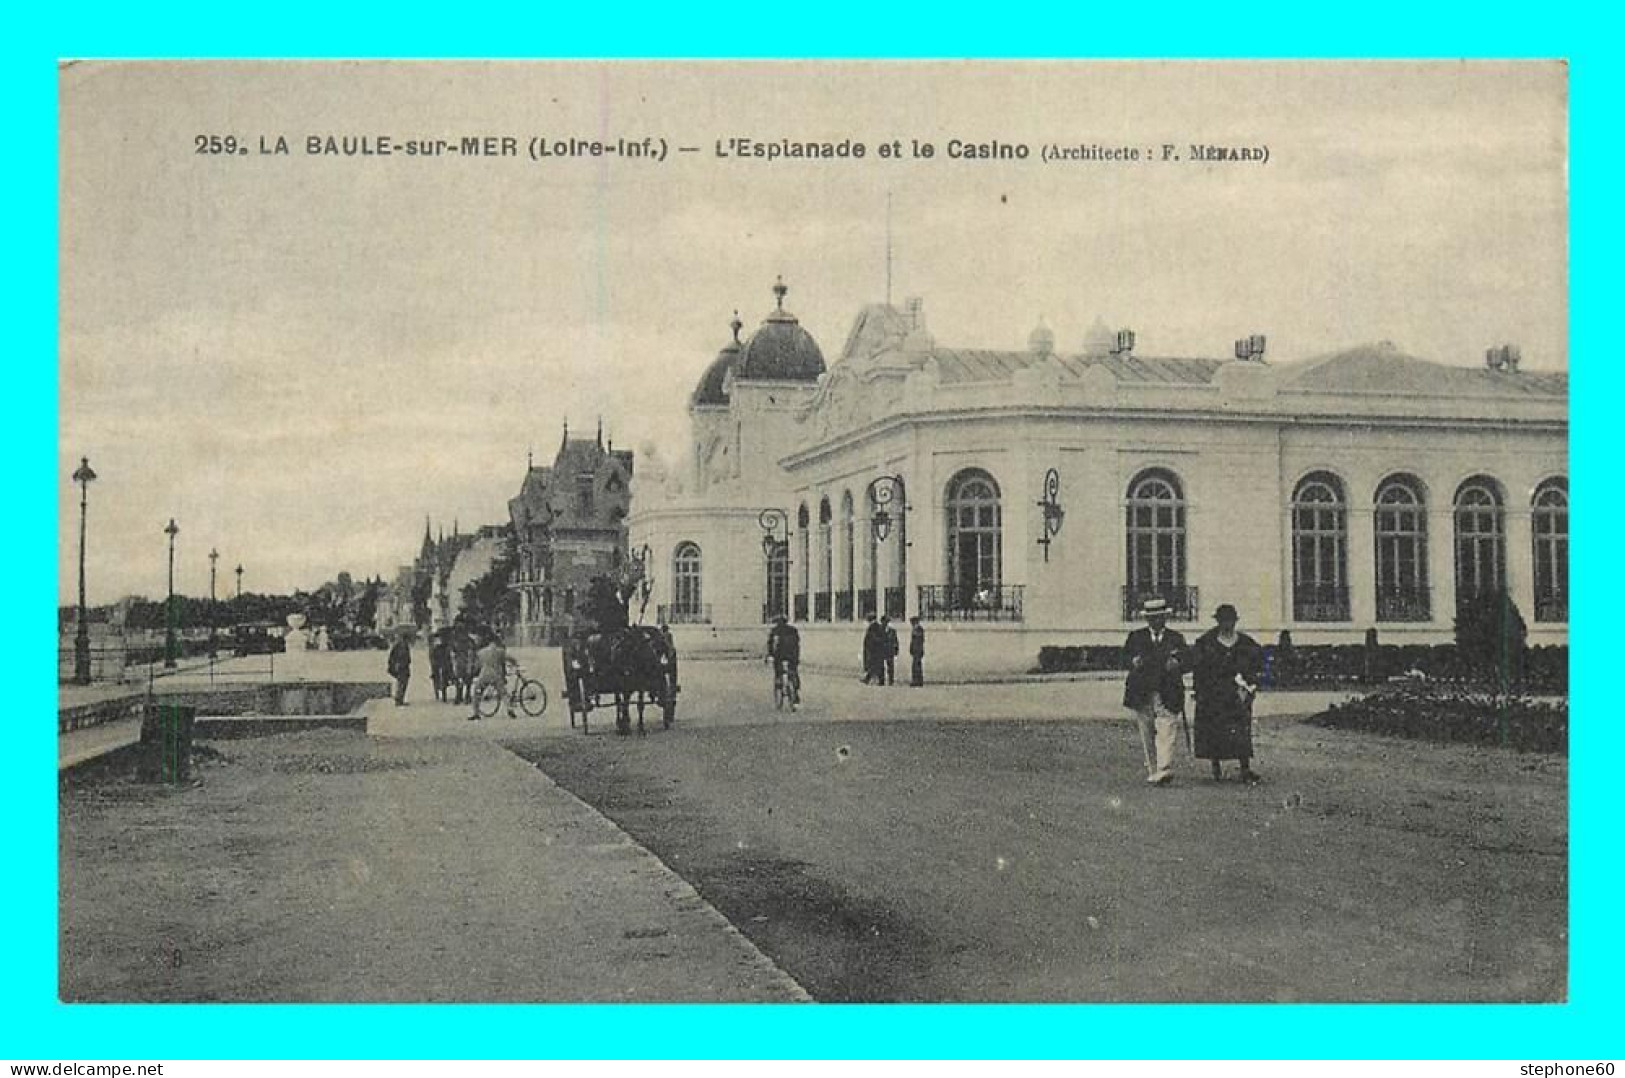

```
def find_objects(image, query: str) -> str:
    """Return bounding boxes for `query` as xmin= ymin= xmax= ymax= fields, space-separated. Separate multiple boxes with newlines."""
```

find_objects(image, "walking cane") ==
xmin=1178 ymin=705 xmax=1193 ymax=754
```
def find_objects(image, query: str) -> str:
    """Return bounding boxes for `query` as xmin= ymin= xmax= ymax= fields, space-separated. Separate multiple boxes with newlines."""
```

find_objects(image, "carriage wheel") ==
xmin=519 ymin=679 xmax=548 ymax=717
xmin=475 ymin=683 xmax=503 ymax=719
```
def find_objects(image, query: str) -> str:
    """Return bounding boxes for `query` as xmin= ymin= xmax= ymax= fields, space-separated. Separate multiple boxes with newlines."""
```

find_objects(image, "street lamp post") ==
xmin=235 ymin=563 xmax=243 ymax=599
xmin=71 ymin=457 xmax=97 ymax=684
xmin=208 ymin=548 xmax=219 ymax=658
xmin=163 ymin=518 xmax=180 ymax=668
xmin=1036 ymin=467 xmax=1065 ymax=562
xmin=865 ymin=475 xmax=907 ymax=543
xmin=758 ymin=509 xmax=790 ymax=621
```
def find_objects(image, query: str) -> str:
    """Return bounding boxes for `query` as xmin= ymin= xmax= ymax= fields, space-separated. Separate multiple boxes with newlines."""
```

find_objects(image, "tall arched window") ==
xmin=816 ymin=497 xmax=833 ymax=621
xmin=1532 ymin=477 xmax=1568 ymax=622
xmin=672 ymin=542 xmax=703 ymax=621
xmin=1125 ymin=468 xmax=1188 ymax=619
xmin=764 ymin=539 xmax=789 ymax=623
xmin=946 ymin=469 xmax=1002 ymax=609
xmin=863 ymin=504 xmax=879 ymax=619
xmin=1375 ymin=475 xmax=1430 ymax=621
xmin=840 ymin=491 xmax=856 ymax=620
xmin=1292 ymin=472 xmax=1349 ymax=621
xmin=795 ymin=503 xmax=810 ymax=622
xmin=1454 ymin=476 xmax=1506 ymax=612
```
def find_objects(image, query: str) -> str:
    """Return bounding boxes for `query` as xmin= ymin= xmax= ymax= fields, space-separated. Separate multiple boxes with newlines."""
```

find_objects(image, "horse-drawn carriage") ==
xmin=560 ymin=563 xmax=680 ymax=735
xmin=562 ymin=624 xmax=678 ymax=735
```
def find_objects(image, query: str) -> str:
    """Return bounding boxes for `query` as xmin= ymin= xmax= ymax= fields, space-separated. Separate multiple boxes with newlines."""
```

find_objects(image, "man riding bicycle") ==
xmin=766 ymin=615 xmax=801 ymax=706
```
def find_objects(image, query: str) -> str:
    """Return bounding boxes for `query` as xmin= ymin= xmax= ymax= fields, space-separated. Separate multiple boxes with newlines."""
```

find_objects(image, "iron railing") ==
xmin=793 ymin=594 xmax=808 ymax=622
xmin=883 ymin=587 xmax=907 ymax=619
xmin=858 ymin=588 xmax=877 ymax=619
xmin=835 ymin=590 xmax=854 ymax=620
xmin=1534 ymin=590 xmax=1568 ymax=623
xmin=657 ymin=603 xmax=711 ymax=625
xmin=814 ymin=591 xmax=832 ymax=621
xmin=1293 ymin=584 xmax=1351 ymax=622
xmin=1376 ymin=586 xmax=1431 ymax=622
xmin=917 ymin=584 xmax=1024 ymax=622
xmin=1121 ymin=585 xmax=1199 ymax=622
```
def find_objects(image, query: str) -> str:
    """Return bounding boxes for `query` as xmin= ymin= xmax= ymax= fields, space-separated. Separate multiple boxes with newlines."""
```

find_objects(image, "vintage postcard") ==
xmin=57 ymin=60 xmax=1567 ymax=1005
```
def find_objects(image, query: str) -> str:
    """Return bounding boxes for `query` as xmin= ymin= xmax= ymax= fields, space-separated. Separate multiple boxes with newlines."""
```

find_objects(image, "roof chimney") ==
xmin=1485 ymin=344 xmax=1521 ymax=372
xmin=1111 ymin=329 xmax=1136 ymax=356
xmin=1234 ymin=334 xmax=1267 ymax=361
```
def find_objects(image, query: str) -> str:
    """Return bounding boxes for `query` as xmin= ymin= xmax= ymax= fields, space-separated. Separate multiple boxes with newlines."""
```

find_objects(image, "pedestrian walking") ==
xmin=429 ymin=630 xmax=452 ymax=702
xmin=449 ymin=627 xmax=476 ymax=705
xmin=881 ymin=615 xmax=899 ymax=685
xmin=1122 ymin=597 xmax=1187 ymax=785
xmin=909 ymin=616 xmax=926 ymax=686
xmin=1191 ymin=603 xmax=1264 ymax=784
xmin=386 ymin=631 xmax=412 ymax=707
xmin=861 ymin=617 xmax=885 ymax=684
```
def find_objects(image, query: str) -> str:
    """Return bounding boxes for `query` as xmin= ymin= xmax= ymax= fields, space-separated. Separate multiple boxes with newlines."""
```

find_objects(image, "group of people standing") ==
xmin=384 ymin=622 xmax=512 ymax=720
xmin=861 ymin=614 xmax=926 ymax=687
xmin=1123 ymin=597 xmax=1263 ymax=786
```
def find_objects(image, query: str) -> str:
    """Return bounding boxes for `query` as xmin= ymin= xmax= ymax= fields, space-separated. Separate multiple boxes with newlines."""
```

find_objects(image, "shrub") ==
xmin=1454 ymin=589 xmax=1528 ymax=691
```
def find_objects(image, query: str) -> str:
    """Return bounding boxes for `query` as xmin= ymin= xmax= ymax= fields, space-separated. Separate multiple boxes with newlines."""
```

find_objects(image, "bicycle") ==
xmin=772 ymin=661 xmax=801 ymax=712
xmin=475 ymin=660 xmax=549 ymax=719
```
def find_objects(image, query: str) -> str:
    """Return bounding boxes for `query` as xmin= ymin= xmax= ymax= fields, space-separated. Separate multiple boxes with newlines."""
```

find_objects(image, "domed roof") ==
xmin=1028 ymin=318 xmax=1055 ymax=356
xmin=736 ymin=277 xmax=826 ymax=383
xmin=690 ymin=313 xmax=745 ymax=408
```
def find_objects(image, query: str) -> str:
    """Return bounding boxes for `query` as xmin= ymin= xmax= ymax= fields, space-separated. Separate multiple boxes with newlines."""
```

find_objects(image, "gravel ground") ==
xmin=511 ymin=716 xmax=1566 ymax=1002
xmin=58 ymin=728 xmax=806 ymax=1002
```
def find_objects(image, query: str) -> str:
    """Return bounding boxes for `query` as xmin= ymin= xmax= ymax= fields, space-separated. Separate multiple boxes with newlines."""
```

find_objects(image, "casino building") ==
xmin=627 ymin=277 xmax=1568 ymax=675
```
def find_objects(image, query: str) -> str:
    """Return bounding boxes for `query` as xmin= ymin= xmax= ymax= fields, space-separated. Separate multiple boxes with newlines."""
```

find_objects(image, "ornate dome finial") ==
xmin=730 ymin=310 xmax=743 ymax=343
xmin=773 ymin=275 xmax=788 ymax=310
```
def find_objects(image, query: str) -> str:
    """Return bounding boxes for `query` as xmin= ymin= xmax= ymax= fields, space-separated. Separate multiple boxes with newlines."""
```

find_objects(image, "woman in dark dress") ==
xmin=1192 ymin=603 xmax=1264 ymax=783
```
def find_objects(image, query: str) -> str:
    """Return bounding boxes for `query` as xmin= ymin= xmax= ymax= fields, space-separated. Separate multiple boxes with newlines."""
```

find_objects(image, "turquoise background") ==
xmin=8 ymin=4 xmax=1612 ymax=1059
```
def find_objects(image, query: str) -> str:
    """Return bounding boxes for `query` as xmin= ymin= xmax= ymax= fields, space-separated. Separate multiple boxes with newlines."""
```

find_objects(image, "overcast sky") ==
xmin=57 ymin=60 xmax=1567 ymax=604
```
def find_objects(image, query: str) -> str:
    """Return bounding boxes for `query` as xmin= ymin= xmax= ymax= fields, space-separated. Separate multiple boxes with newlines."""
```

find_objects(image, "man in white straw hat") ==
xmin=1121 ymin=596 xmax=1188 ymax=784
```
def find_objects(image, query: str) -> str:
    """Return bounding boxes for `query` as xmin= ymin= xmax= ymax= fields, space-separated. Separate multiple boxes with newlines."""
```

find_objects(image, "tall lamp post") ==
xmin=208 ymin=548 xmax=220 ymax=658
xmin=71 ymin=457 xmax=97 ymax=684
xmin=163 ymin=518 xmax=180 ymax=668
xmin=758 ymin=509 xmax=790 ymax=621
xmin=866 ymin=475 xmax=908 ymax=619
xmin=1036 ymin=467 xmax=1066 ymax=562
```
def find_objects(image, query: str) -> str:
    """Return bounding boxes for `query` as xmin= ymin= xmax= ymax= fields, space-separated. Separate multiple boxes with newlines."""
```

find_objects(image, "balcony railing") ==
xmin=883 ymin=586 xmax=907 ymax=619
xmin=1534 ymin=590 xmax=1568 ymax=623
xmin=657 ymin=603 xmax=712 ymax=625
xmin=835 ymin=590 xmax=854 ymax=620
xmin=1121 ymin=585 xmax=1199 ymax=622
xmin=814 ymin=591 xmax=832 ymax=622
xmin=1293 ymin=584 xmax=1351 ymax=622
xmin=1376 ymin=586 xmax=1431 ymax=622
xmin=858 ymin=588 xmax=877 ymax=619
xmin=793 ymin=593 xmax=808 ymax=622
xmin=918 ymin=584 xmax=1024 ymax=622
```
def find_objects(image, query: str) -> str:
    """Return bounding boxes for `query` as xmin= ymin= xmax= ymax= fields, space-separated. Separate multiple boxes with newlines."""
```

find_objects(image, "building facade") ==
xmin=507 ymin=425 xmax=635 ymax=645
xmin=628 ymin=280 xmax=1568 ymax=675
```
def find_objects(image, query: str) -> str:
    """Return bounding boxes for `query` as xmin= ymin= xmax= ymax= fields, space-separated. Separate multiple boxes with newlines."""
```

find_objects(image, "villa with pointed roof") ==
xmin=629 ymin=279 xmax=1567 ymax=674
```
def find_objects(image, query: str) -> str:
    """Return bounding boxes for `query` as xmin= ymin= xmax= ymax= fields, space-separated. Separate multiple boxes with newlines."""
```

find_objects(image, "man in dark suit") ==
xmin=1122 ymin=596 xmax=1187 ymax=784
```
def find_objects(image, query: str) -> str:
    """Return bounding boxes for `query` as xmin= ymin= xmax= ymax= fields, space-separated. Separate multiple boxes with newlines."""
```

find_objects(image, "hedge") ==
xmin=1036 ymin=641 xmax=1567 ymax=694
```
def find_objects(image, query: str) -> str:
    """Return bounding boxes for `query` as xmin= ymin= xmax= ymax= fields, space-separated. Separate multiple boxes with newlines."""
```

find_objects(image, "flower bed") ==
xmin=1304 ymin=686 xmax=1567 ymax=755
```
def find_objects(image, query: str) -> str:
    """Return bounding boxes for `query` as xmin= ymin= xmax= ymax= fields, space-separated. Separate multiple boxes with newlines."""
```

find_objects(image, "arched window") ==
xmin=1375 ymin=475 xmax=1430 ymax=621
xmin=764 ymin=539 xmax=789 ymax=623
xmin=795 ymin=503 xmax=810 ymax=622
xmin=816 ymin=497 xmax=833 ymax=621
xmin=1532 ymin=478 xmax=1568 ymax=622
xmin=672 ymin=542 xmax=703 ymax=621
xmin=1454 ymin=477 xmax=1506 ymax=611
xmin=1125 ymin=468 xmax=1188 ymax=619
xmin=840 ymin=491 xmax=856 ymax=620
xmin=1292 ymin=472 xmax=1350 ymax=621
xmin=947 ymin=469 xmax=1002 ymax=608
